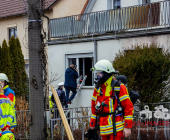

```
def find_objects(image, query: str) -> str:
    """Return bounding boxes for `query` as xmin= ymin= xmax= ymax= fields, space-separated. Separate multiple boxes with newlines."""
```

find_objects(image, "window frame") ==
xmin=107 ymin=0 xmax=121 ymax=10
xmin=65 ymin=51 xmax=94 ymax=86
xmin=9 ymin=27 xmax=17 ymax=40
xmin=139 ymin=0 xmax=150 ymax=5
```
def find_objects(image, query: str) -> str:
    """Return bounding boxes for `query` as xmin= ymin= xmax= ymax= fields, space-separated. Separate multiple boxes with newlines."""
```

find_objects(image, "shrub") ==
xmin=113 ymin=44 xmax=170 ymax=104
xmin=1 ymin=39 xmax=13 ymax=81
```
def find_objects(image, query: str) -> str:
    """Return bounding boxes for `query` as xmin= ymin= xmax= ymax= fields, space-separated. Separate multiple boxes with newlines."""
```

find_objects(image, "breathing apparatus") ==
xmin=91 ymin=60 xmax=118 ymax=88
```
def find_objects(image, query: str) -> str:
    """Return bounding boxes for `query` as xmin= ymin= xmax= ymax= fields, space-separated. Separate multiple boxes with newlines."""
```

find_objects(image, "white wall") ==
xmin=91 ymin=0 xmax=164 ymax=12
xmin=151 ymin=0 xmax=162 ymax=3
xmin=48 ymin=34 xmax=170 ymax=107
xmin=91 ymin=0 xmax=107 ymax=12
xmin=98 ymin=35 xmax=170 ymax=64
xmin=97 ymin=40 xmax=122 ymax=61
xmin=71 ymin=87 xmax=94 ymax=107
xmin=121 ymin=0 xmax=139 ymax=8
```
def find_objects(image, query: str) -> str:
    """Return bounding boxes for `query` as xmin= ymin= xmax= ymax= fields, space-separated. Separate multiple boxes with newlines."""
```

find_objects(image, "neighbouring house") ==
xmin=0 ymin=0 xmax=87 ymax=77
xmin=47 ymin=0 xmax=170 ymax=107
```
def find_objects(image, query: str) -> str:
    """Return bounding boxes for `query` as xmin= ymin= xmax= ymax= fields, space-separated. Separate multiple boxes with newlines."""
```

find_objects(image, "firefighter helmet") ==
xmin=116 ymin=75 xmax=128 ymax=85
xmin=58 ymin=82 xmax=64 ymax=86
xmin=0 ymin=73 xmax=9 ymax=82
xmin=91 ymin=60 xmax=118 ymax=74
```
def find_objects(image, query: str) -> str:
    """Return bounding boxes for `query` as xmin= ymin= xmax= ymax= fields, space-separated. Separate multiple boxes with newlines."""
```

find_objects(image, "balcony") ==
xmin=50 ymin=1 xmax=170 ymax=39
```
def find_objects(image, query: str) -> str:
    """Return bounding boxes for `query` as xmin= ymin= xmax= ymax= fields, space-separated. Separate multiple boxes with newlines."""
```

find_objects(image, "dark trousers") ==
xmin=65 ymin=86 xmax=77 ymax=108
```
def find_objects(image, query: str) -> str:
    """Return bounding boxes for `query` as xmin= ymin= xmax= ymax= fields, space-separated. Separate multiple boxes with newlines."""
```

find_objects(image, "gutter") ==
xmin=46 ymin=28 xmax=170 ymax=45
xmin=0 ymin=12 xmax=27 ymax=20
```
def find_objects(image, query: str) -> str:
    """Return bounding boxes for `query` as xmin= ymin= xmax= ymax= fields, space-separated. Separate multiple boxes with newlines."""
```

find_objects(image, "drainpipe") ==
xmin=42 ymin=14 xmax=50 ymax=41
xmin=94 ymin=40 xmax=97 ymax=64
xmin=93 ymin=40 xmax=97 ymax=85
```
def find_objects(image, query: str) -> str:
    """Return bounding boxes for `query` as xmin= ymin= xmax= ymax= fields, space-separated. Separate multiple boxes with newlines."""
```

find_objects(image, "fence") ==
xmin=14 ymin=103 xmax=170 ymax=139
xmin=15 ymin=110 xmax=30 ymax=140
xmin=50 ymin=0 xmax=170 ymax=38
xmin=49 ymin=107 xmax=91 ymax=140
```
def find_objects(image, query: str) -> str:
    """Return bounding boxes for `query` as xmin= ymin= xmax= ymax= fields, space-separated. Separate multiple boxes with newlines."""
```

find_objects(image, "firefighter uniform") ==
xmin=0 ymin=94 xmax=14 ymax=138
xmin=3 ymin=85 xmax=16 ymax=131
xmin=90 ymin=76 xmax=134 ymax=140
xmin=49 ymin=96 xmax=54 ymax=113
xmin=0 ymin=131 xmax=15 ymax=140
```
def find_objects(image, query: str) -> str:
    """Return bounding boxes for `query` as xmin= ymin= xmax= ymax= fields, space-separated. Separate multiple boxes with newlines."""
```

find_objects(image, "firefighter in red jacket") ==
xmin=90 ymin=60 xmax=134 ymax=140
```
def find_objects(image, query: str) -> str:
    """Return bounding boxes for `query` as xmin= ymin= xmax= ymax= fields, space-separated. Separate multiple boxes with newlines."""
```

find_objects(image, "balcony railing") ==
xmin=50 ymin=1 xmax=170 ymax=38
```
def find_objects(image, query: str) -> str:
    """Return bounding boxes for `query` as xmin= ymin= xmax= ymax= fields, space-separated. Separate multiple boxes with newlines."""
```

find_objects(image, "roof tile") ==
xmin=0 ymin=0 xmax=56 ymax=18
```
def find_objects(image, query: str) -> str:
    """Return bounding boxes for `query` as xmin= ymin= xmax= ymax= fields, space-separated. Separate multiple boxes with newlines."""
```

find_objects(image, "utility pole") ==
xmin=28 ymin=0 xmax=46 ymax=139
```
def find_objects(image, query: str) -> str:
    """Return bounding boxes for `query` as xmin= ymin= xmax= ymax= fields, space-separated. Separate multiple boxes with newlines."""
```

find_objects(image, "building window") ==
xmin=141 ymin=0 xmax=150 ymax=4
xmin=25 ymin=64 xmax=29 ymax=78
xmin=66 ymin=53 xmax=94 ymax=86
xmin=9 ymin=27 xmax=17 ymax=39
xmin=108 ymin=0 xmax=121 ymax=10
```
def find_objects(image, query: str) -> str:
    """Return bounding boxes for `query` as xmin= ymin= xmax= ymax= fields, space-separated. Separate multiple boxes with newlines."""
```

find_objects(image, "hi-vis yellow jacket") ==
xmin=0 ymin=130 xmax=15 ymax=140
xmin=0 ymin=94 xmax=14 ymax=136
xmin=3 ymin=85 xmax=16 ymax=129
xmin=49 ymin=96 xmax=54 ymax=109
xmin=90 ymin=76 xmax=134 ymax=136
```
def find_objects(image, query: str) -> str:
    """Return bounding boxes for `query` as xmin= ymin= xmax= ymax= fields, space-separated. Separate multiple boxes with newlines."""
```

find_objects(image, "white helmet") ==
xmin=92 ymin=60 xmax=118 ymax=74
xmin=58 ymin=82 xmax=64 ymax=86
xmin=0 ymin=73 xmax=9 ymax=82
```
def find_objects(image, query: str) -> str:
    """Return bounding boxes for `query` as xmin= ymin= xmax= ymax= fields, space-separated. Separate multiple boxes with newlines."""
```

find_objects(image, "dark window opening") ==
xmin=68 ymin=57 xmax=93 ymax=86
xmin=142 ymin=0 xmax=150 ymax=4
xmin=114 ymin=0 xmax=121 ymax=9
xmin=79 ymin=58 xmax=83 ymax=76
xmin=9 ymin=27 xmax=17 ymax=39
xmin=85 ymin=58 xmax=92 ymax=86
xmin=69 ymin=58 xmax=76 ymax=66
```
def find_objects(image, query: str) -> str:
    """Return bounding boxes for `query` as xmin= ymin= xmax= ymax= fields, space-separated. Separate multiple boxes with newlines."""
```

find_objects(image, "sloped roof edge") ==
xmin=45 ymin=0 xmax=60 ymax=10
xmin=83 ymin=0 xmax=97 ymax=14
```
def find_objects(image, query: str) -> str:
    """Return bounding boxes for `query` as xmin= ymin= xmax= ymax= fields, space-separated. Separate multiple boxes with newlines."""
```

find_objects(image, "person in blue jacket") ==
xmin=64 ymin=64 xmax=78 ymax=108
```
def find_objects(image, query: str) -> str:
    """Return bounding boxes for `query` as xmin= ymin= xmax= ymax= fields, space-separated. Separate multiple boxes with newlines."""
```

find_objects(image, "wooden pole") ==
xmin=51 ymin=85 xmax=74 ymax=140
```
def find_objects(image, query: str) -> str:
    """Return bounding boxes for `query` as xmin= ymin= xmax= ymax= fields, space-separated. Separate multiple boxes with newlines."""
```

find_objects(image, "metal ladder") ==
xmin=64 ymin=75 xmax=87 ymax=116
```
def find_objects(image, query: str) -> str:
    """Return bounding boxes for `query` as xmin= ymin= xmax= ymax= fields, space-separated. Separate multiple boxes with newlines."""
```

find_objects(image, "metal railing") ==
xmin=50 ymin=0 xmax=170 ymax=38
xmin=14 ymin=102 xmax=170 ymax=139
xmin=50 ymin=106 xmax=91 ymax=140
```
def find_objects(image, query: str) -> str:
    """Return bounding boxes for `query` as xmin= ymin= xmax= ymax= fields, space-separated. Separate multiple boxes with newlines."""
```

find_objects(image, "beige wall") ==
xmin=0 ymin=16 xmax=28 ymax=63
xmin=50 ymin=0 xmax=87 ymax=18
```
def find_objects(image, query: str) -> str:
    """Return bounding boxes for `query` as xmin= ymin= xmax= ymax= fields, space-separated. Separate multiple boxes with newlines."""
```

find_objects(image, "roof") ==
xmin=0 ymin=0 xmax=58 ymax=19
xmin=80 ymin=0 xmax=90 ymax=15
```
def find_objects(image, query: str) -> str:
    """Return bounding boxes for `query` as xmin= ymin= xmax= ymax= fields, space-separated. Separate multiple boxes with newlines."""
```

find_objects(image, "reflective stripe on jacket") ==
xmin=0 ymin=130 xmax=15 ymax=139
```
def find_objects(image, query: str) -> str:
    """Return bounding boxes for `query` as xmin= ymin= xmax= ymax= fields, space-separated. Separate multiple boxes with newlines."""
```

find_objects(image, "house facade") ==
xmin=0 ymin=0 xmax=87 ymax=76
xmin=48 ymin=0 xmax=170 ymax=107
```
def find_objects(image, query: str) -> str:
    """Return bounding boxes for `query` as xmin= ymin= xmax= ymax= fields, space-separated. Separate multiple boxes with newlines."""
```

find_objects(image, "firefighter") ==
xmin=0 ymin=73 xmax=16 ymax=133
xmin=0 ymin=81 xmax=15 ymax=139
xmin=90 ymin=60 xmax=134 ymax=140
xmin=49 ymin=95 xmax=54 ymax=113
